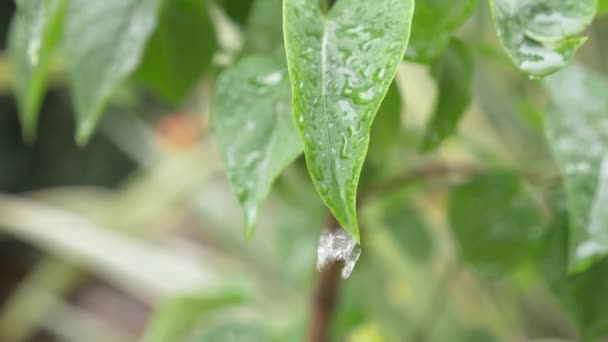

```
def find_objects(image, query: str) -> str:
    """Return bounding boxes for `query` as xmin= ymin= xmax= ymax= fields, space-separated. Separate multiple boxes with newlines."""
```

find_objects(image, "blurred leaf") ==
xmin=283 ymin=0 xmax=414 ymax=241
xmin=449 ymin=172 xmax=544 ymax=275
xmin=420 ymin=38 xmax=473 ymax=152
xmin=601 ymin=0 xmax=608 ymax=14
xmin=143 ymin=290 xmax=246 ymax=342
xmin=541 ymin=194 xmax=608 ymax=341
xmin=490 ymin=0 xmax=595 ymax=77
xmin=381 ymin=195 xmax=433 ymax=263
xmin=242 ymin=0 xmax=283 ymax=54
xmin=212 ymin=52 xmax=301 ymax=237
xmin=195 ymin=321 xmax=270 ymax=342
xmin=135 ymin=0 xmax=216 ymax=103
xmin=368 ymin=81 xmax=401 ymax=164
xmin=404 ymin=0 xmax=478 ymax=63
xmin=8 ymin=0 xmax=66 ymax=142
xmin=63 ymin=0 xmax=160 ymax=144
xmin=216 ymin=0 xmax=255 ymax=25
xmin=544 ymin=65 xmax=608 ymax=272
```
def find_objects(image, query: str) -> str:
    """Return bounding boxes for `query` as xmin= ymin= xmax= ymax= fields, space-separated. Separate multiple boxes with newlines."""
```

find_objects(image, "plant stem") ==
xmin=307 ymin=214 xmax=342 ymax=342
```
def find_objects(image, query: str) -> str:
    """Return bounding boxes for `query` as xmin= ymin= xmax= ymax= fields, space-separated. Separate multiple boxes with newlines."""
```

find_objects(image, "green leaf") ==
xmin=544 ymin=65 xmax=608 ymax=272
xmin=449 ymin=172 xmax=544 ymax=275
xmin=284 ymin=0 xmax=414 ymax=241
xmin=420 ymin=38 xmax=473 ymax=152
xmin=217 ymin=0 xmax=255 ymax=25
xmin=242 ymin=0 xmax=284 ymax=55
xmin=490 ymin=0 xmax=596 ymax=77
xmin=212 ymin=52 xmax=302 ymax=237
xmin=142 ymin=290 xmax=246 ymax=342
xmin=404 ymin=0 xmax=478 ymax=63
xmin=135 ymin=0 xmax=216 ymax=104
xmin=368 ymin=81 xmax=401 ymax=164
xmin=62 ymin=0 xmax=161 ymax=144
xmin=8 ymin=0 xmax=66 ymax=142
xmin=600 ymin=0 xmax=608 ymax=14
xmin=540 ymin=195 xmax=608 ymax=341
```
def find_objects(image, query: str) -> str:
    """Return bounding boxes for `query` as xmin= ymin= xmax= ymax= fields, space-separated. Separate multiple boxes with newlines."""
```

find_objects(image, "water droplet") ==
xmin=255 ymin=71 xmax=283 ymax=85
xmin=317 ymin=228 xmax=361 ymax=279
xmin=353 ymin=88 xmax=375 ymax=105
xmin=340 ymin=133 xmax=349 ymax=159
xmin=319 ymin=183 xmax=329 ymax=195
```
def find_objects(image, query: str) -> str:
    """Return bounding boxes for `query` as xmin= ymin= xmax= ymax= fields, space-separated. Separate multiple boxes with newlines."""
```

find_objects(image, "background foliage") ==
xmin=1 ymin=0 xmax=608 ymax=341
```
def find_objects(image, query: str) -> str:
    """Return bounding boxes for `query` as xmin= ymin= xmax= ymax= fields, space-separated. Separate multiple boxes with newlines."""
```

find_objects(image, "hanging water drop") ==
xmin=317 ymin=227 xmax=361 ymax=279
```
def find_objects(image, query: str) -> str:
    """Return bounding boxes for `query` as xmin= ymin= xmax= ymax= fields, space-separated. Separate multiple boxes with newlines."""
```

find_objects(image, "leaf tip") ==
xmin=75 ymin=119 xmax=96 ymax=146
xmin=244 ymin=206 xmax=258 ymax=240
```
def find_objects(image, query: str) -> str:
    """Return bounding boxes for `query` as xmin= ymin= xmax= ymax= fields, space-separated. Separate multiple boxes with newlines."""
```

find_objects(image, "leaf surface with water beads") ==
xmin=9 ymin=0 xmax=66 ymax=142
xmin=490 ymin=0 xmax=596 ymax=77
xmin=544 ymin=65 xmax=608 ymax=272
xmin=284 ymin=0 xmax=414 ymax=241
xmin=213 ymin=53 xmax=302 ymax=237
xmin=63 ymin=0 xmax=161 ymax=144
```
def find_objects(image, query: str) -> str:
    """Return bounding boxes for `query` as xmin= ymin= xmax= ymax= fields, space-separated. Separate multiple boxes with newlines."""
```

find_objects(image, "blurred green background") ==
xmin=1 ymin=1 xmax=608 ymax=341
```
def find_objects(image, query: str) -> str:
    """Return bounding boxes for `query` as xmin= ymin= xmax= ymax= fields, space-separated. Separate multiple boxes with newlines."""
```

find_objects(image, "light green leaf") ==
xmin=8 ymin=0 xmax=66 ymax=142
xmin=601 ymin=0 xmax=608 ymax=14
xmin=368 ymin=81 xmax=401 ymax=164
xmin=404 ymin=0 xmax=478 ymax=63
xmin=196 ymin=321 xmax=270 ymax=342
xmin=544 ymin=65 xmax=608 ymax=272
xmin=142 ymin=290 xmax=246 ymax=342
xmin=135 ymin=0 xmax=216 ymax=104
xmin=284 ymin=0 xmax=414 ymax=240
xmin=242 ymin=0 xmax=284 ymax=54
xmin=63 ymin=0 xmax=161 ymax=144
xmin=449 ymin=172 xmax=544 ymax=275
xmin=212 ymin=52 xmax=302 ymax=237
xmin=490 ymin=0 xmax=596 ymax=77
xmin=420 ymin=38 xmax=473 ymax=152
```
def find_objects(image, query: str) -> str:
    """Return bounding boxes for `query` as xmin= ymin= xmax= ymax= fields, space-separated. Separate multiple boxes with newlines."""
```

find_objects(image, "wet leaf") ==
xmin=242 ymin=0 xmax=284 ymax=54
xmin=8 ymin=0 xmax=66 ymax=142
xmin=135 ymin=0 xmax=216 ymax=104
xmin=63 ymin=0 xmax=161 ymax=144
xmin=368 ymin=81 xmax=401 ymax=164
xmin=490 ymin=0 xmax=596 ymax=77
xmin=212 ymin=52 xmax=302 ymax=237
xmin=420 ymin=38 xmax=473 ymax=152
xmin=284 ymin=0 xmax=414 ymax=240
xmin=449 ymin=172 xmax=544 ymax=275
xmin=405 ymin=0 xmax=478 ymax=63
xmin=544 ymin=65 xmax=608 ymax=272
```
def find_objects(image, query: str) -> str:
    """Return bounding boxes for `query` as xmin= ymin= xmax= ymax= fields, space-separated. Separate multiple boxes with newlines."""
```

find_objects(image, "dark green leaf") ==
xmin=242 ymin=0 xmax=284 ymax=54
xmin=135 ymin=0 xmax=216 ymax=104
xmin=420 ymin=38 xmax=473 ymax=152
xmin=368 ymin=81 xmax=401 ymax=164
xmin=490 ymin=0 xmax=596 ymax=77
xmin=544 ymin=65 xmax=608 ymax=272
xmin=405 ymin=0 xmax=478 ymax=63
xmin=8 ymin=0 xmax=66 ymax=142
xmin=540 ymin=195 xmax=608 ymax=341
xmin=284 ymin=0 xmax=414 ymax=240
xmin=142 ymin=290 xmax=246 ymax=342
xmin=449 ymin=172 xmax=544 ymax=275
xmin=63 ymin=0 xmax=161 ymax=144
xmin=212 ymin=52 xmax=302 ymax=237
xmin=217 ymin=0 xmax=255 ymax=25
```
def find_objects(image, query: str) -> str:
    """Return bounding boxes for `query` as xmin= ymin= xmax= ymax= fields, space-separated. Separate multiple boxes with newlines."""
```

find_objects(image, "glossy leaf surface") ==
xmin=9 ymin=0 xmax=66 ymax=142
xmin=284 ymin=0 xmax=414 ymax=240
xmin=63 ymin=0 xmax=160 ymax=144
xmin=449 ymin=172 xmax=544 ymax=275
xmin=135 ymin=0 xmax=216 ymax=103
xmin=490 ymin=0 xmax=596 ymax=76
xmin=405 ymin=0 xmax=478 ymax=63
xmin=213 ymin=53 xmax=302 ymax=237
xmin=544 ymin=65 xmax=608 ymax=272
xmin=421 ymin=38 xmax=473 ymax=152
